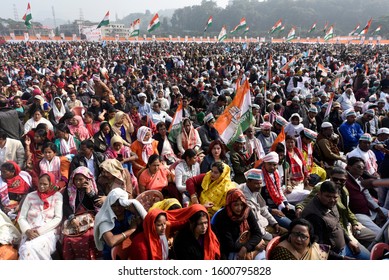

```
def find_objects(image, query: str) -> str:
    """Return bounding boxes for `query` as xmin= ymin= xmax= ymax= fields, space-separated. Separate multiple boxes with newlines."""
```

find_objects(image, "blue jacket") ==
xmin=339 ymin=122 xmax=363 ymax=151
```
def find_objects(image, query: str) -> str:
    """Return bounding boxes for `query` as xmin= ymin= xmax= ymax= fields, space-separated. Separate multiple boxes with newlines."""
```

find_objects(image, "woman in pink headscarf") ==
xmin=68 ymin=115 xmax=91 ymax=141
xmin=130 ymin=126 xmax=159 ymax=177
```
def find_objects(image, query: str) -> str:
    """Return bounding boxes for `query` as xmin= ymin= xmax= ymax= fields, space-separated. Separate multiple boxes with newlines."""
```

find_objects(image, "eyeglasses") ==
xmin=290 ymin=232 xmax=309 ymax=241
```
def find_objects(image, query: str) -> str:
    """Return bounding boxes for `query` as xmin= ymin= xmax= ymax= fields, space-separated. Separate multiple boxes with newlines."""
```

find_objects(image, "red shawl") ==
xmin=225 ymin=188 xmax=250 ymax=234
xmin=166 ymin=204 xmax=220 ymax=260
xmin=37 ymin=173 xmax=58 ymax=209
xmin=287 ymin=147 xmax=307 ymax=182
xmin=262 ymin=168 xmax=284 ymax=206
xmin=4 ymin=161 xmax=30 ymax=195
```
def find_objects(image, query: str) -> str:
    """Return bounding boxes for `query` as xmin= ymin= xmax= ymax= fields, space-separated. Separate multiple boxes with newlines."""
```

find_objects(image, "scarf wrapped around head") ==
xmin=37 ymin=173 xmax=58 ymax=209
xmin=99 ymin=159 xmax=125 ymax=183
xmin=143 ymin=209 xmax=168 ymax=260
xmin=149 ymin=198 xmax=182 ymax=212
xmin=52 ymin=97 xmax=66 ymax=123
xmin=137 ymin=126 xmax=154 ymax=164
xmin=200 ymin=163 xmax=235 ymax=216
xmin=67 ymin=166 xmax=98 ymax=212
xmin=165 ymin=204 xmax=221 ymax=260
xmin=225 ymin=188 xmax=250 ymax=234
xmin=94 ymin=188 xmax=147 ymax=251
xmin=4 ymin=161 xmax=30 ymax=194
xmin=181 ymin=119 xmax=198 ymax=150
xmin=69 ymin=115 xmax=90 ymax=141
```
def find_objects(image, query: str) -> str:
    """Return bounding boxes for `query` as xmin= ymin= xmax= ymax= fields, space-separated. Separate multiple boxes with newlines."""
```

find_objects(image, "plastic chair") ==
xmin=265 ymin=236 xmax=281 ymax=260
xmin=71 ymin=106 xmax=85 ymax=117
xmin=370 ymin=242 xmax=389 ymax=260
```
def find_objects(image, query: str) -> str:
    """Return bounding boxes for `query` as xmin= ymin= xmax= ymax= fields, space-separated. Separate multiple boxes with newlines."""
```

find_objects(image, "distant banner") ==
xmin=10 ymin=33 xmax=15 ymax=40
xmin=23 ymin=33 xmax=29 ymax=41
xmin=60 ymin=33 xmax=65 ymax=40
xmin=49 ymin=30 xmax=54 ymax=40
xmin=72 ymin=34 xmax=77 ymax=41
xmin=115 ymin=34 xmax=119 ymax=42
xmin=36 ymin=33 xmax=41 ymax=40
xmin=80 ymin=25 xmax=102 ymax=41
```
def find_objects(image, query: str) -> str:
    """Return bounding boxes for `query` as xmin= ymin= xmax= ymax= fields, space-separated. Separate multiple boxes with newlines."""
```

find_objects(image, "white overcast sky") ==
xmin=3 ymin=0 xmax=230 ymax=22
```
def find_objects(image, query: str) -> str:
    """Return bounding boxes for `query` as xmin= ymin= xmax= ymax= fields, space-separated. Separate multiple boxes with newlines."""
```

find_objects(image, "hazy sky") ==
xmin=3 ymin=0 xmax=230 ymax=22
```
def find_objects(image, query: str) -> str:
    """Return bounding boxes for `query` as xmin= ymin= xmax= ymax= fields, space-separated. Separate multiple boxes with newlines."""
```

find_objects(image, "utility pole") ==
xmin=13 ymin=4 xmax=19 ymax=21
xmin=52 ymin=6 xmax=57 ymax=29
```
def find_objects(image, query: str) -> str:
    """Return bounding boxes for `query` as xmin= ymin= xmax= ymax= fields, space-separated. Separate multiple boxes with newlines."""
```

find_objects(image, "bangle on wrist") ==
xmin=121 ymin=232 xmax=127 ymax=240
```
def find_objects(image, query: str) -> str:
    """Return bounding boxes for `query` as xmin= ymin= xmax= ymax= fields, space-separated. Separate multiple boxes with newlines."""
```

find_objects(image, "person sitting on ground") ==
xmin=212 ymin=188 xmax=265 ymax=260
xmin=268 ymin=218 xmax=330 ymax=260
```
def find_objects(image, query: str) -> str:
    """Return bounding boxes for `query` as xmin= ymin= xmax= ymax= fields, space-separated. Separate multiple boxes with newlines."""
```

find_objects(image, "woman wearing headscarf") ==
xmin=0 ymin=161 xmax=32 ymax=213
xmin=48 ymin=97 xmax=69 ymax=127
xmin=62 ymin=166 xmax=102 ymax=260
xmin=93 ymin=121 xmax=115 ymax=153
xmin=172 ymin=204 xmax=220 ymax=260
xmin=111 ymin=111 xmax=134 ymax=146
xmin=94 ymin=188 xmax=147 ymax=260
xmin=97 ymin=159 xmax=135 ymax=203
xmin=176 ymin=118 xmax=202 ymax=155
xmin=17 ymin=173 xmax=63 ymax=259
xmin=105 ymin=135 xmax=138 ymax=175
xmin=212 ymin=188 xmax=264 ymax=260
xmin=130 ymin=126 xmax=159 ymax=177
xmin=185 ymin=161 xmax=235 ymax=216
xmin=68 ymin=115 xmax=91 ymax=142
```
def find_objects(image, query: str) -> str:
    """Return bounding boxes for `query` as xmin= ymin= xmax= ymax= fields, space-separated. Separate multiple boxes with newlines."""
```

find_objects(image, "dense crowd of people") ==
xmin=0 ymin=40 xmax=389 ymax=260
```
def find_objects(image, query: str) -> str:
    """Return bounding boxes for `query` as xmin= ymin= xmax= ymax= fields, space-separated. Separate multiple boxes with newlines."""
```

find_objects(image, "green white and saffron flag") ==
xmin=269 ymin=19 xmax=282 ymax=34
xmin=279 ymin=25 xmax=285 ymax=33
xmin=349 ymin=24 xmax=360 ymax=36
xmin=218 ymin=25 xmax=227 ymax=42
xmin=324 ymin=25 xmax=334 ymax=41
xmin=168 ymin=102 xmax=183 ymax=143
xmin=97 ymin=11 xmax=110 ymax=28
xmin=147 ymin=13 xmax=160 ymax=32
xmin=22 ymin=3 xmax=32 ymax=28
xmin=243 ymin=26 xmax=249 ymax=34
xmin=230 ymin=17 xmax=247 ymax=33
xmin=130 ymin=19 xmax=140 ymax=37
xmin=214 ymin=79 xmax=252 ymax=147
xmin=308 ymin=22 xmax=317 ymax=33
xmin=372 ymin=25 xmax=381 ymax=35
xmin=204 ymin=16 xmax=213 ymax=32
xmin=286 ymin=27 xmax=297 ymax=42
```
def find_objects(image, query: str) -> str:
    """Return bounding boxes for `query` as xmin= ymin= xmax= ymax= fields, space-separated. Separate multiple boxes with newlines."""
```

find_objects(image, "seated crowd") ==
xmin=1 ymin=41 xmax=389 ymax=260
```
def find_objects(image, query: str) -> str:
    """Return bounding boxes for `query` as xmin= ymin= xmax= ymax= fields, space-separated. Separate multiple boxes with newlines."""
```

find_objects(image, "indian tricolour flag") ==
xmin=230 ymin=17 xmax=247 ymax=33
xmin=130 ymin=19 xmax=140 ymax=37
xmin=168 ymin=102 xmax=183 ymax=143
xmin=281 ymin=55 xmax=297 ymax=72
xmin=218 ymin=25 xmax=227 ymax=42
xmin=286 ymin=27 xmax=297 ymax=42
xmin=97 ymin=11 xmax=110 ymax=28
xmin=204 ymin=16 xmax=213 ymax=32
xmin=317 ymin=63 xmax=327 ymax=75
xmin=269 ymin=19 xmax=282 ymax=34
xmin=147 ymin=13 xmax=160 ymax=32
xmin=359 ymin=18 xmax=372 ymax=36
xmin=324 ymin=25 xmax=334 ymax=41
xmin=22 ymin=3 xmax=32 ymax=28
xmin=373 ymin=25 xmax=381 ymax=35
xmin=214 ymin=79 xmax=252 ymax=147
xmin=349 ymin=24 xmax=360 ymax=36
xmin=243 ymin=26 xmax=249 ymax=34
xmin=308 ymin=22 xmax=317 ymax=33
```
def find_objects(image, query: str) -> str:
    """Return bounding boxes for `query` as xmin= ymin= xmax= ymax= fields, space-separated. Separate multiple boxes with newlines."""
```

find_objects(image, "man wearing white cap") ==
xmin=256 ymin=122 xmax=277 ymax=154
xmin=260 ymin=152 xmax=293 ymax=228
xmin=372 ymin=128 xmax=389 ymax=167
xmin=338 ymin=110 xmax=364 ymax=153
xmin=347 ymin=133 xmax=378 ymax=178
xmin=240 ymin=169 xmax=288 ymax=243
xmin=316 ymin=122 xmax=346 ymax=168
xmin=135 ymin=92 xmax=151 ymax=117
xmin=336 ymin=88 xmax=356 ymax=111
